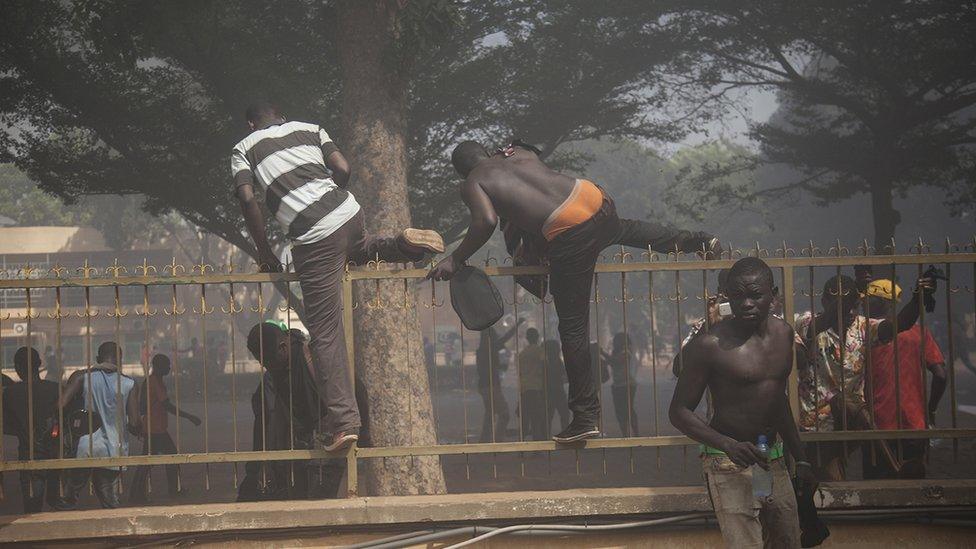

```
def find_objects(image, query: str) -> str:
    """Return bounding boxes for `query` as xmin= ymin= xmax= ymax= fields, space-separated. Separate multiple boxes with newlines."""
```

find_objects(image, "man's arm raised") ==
xmin=427 ymin=179 xmax=497 ymax=281
xmin=668 ymin=338 xmax=766 ymax=468
xmin=875 ymin=275 xmax=933 ymax=343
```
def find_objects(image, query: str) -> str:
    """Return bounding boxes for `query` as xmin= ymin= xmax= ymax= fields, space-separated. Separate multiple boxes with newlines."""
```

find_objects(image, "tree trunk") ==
xmin=868 ymin=177 xmax=901 ymax=253
xmin=336 ymin=0 xmax=446 ymax=496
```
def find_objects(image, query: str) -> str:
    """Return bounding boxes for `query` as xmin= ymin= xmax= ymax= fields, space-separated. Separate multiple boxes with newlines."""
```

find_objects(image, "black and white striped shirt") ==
xmin=231 ymin=121 xmax=360 ymax=245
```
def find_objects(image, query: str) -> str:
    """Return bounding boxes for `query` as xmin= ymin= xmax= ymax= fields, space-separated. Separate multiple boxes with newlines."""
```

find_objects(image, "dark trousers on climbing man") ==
xmin=291 ymin=210 xmax=418 ymax=437
xmin=547 ymin=192 xmax=711 ymax=428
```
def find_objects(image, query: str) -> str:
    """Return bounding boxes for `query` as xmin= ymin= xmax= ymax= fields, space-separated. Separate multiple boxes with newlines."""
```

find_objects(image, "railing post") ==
xmin=782 ymin=266 xmax=800 ymax=419
xmin=343 ymin=269 xmax=356 ymax=395
xmin=342 ymin=268 xmax=358 ymax=497
xmin=346 ymin=446 xmax=358 ymax=498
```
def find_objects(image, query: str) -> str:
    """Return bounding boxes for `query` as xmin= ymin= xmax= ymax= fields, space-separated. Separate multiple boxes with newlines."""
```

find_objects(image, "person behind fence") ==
xmin=216 ymin=337 xmax=229 ymax=374
xmin=129 ymin=354 xmax=202 ymax=504
xmin=2 ymin=347 xmax=60 ymax=512
xmin=428 ymin=139 xmax=721 ymax=443
xmin=674 ymin=269 xmax=730 ymax=378
xmin=607 ymin=332 xmax=639 ymax=437
xmin=793 ymin=272 xmax=933 ymax=481
xmin=590 ymin=341 xmax=610 ymax=388
xmin=238 ymin=364 xmax=276 ymax=502
xmin=423 ymin=336 xmax=436 ymax=388
xmin=180 ymin=337 xmax=201 ymax=365
xmin=476 ymin=319 xmax=522 ymax=442
xmin=239 ymin=321 xmax=318 ymax=500
xmin=43 ymin=345 xmax=58 ymax=382
xmin=543 ymin=339 xmax=570 ymax=433
xmin=55 ymin=342 xmax=138 ymax=510
xmin=863 ymin=279 xmax=947 ymax=479
xmin=233 ymin=102 xmax=444 ymax=453
xmin=516 ymin=328 xmax=548 ymax=440
xmin=933 ymin=312 xmax=976 ymax=377
xmin=669 ymin=257 xmax=816 ymax=548
xmin=238 ymin=321 xmax=370 ymax=501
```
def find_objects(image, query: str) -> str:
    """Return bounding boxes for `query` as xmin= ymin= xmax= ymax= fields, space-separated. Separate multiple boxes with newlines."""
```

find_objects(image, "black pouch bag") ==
xmin=794 ymin=476 xmax=830 ymax=547
xmin=450 ymin=265 xmax=504 ymax=331
xmin=66 ymin=371 xmax=105 ymax=439
xmin=67 ymin=407 xmax=103 ymax=438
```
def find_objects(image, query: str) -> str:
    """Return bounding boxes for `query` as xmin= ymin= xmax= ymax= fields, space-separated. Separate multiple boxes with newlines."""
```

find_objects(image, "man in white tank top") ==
xmin=55 ymin=342 xmax=138 ymax=509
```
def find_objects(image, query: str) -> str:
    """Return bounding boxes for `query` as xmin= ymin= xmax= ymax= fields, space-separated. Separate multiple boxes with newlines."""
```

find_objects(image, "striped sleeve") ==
xmin=231 ymin=146 xmax=255 ymax=189
xmin=319 ymin=126 xmax=339 ymax=158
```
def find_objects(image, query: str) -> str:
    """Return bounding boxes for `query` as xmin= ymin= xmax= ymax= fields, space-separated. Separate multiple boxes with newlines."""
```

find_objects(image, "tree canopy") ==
xmin=668 ymin=0 xmax=976 ymax=247
xmin=0 ymin=163 xmax=164 ymax=249
xmin=0 ymin=164 xmax=90 ymax=227
xmin=1 ymin=0 xmax=711 ymax=256
xmin=2 ymin=1 xmax=972 ymax=253
xmin=0 ymin=0 xmax=343 ymax=257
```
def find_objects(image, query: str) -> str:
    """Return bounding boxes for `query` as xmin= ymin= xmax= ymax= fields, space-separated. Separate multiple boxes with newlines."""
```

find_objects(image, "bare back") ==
xmin=466 ymin=148 xmax=578 ymax=235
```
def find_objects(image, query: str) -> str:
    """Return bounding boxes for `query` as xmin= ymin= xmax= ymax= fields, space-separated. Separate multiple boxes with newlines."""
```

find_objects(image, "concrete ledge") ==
xmin=1 ymin=480 xmax=974 ymax=543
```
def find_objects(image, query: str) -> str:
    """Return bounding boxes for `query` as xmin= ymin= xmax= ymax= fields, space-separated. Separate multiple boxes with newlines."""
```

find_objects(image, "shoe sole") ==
xmin=324 ymin=434 xmax=359 ymax=452
xmin=553 ymin=429 xmax=600 ymax=444
xmin=402 ymin=229 xmax=445 ymax=254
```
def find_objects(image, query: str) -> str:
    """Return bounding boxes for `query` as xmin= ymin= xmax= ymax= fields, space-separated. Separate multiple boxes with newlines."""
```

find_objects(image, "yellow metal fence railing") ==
xmin=0 ymin=238 xmax=974 ymax=501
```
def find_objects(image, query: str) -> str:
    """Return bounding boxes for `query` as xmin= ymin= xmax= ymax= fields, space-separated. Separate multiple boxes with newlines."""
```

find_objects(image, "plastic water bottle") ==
xmin=752 ymin=435 xmax=772 ymax=499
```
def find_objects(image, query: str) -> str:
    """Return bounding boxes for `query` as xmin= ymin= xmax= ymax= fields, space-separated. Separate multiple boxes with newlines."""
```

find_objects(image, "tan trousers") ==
xmin=703 ymin=455 xmax=801 ymax=548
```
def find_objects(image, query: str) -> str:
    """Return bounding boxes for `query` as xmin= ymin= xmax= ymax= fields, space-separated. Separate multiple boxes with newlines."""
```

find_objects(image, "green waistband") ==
xmin=701 ymin=441 xmax=784 ymax=460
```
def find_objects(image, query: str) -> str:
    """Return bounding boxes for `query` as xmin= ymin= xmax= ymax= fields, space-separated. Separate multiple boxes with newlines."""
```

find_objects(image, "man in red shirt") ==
xmin=129 ymin=354 xmax=202 ymax=503
xmin=865 ymin=279 xmax=947 ymax=479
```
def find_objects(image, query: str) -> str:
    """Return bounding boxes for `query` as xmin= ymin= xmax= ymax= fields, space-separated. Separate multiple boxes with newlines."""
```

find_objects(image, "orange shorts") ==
xmin=542 ymin=179 xmax=603 ymax=241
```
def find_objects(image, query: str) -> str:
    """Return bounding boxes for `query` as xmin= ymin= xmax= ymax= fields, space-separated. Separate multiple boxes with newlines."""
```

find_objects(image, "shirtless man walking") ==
xmin=669 ymin=257 xmax=816 ymax=548
xmin=428 ymin=140 xmax=720 ymax=442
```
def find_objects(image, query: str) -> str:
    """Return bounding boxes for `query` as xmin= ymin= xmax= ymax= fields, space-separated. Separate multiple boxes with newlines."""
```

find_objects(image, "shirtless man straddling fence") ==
xmin=428 ymin=140 xmax=721 ymax=442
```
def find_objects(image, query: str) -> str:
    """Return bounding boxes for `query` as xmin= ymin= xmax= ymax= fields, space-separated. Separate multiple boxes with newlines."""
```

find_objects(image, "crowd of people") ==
xmin=794 ymin=269 xmax=945 ymax=482
xmin=470 ymin=325 xmax=642 ymax=442
xmin=1 ymin=103 xmax=961 ymax=547
xmin=681 ymin=264 xmax=946 ymax=483
xmin=666 ymin=257 xmax=950 ymax=546
xmin=0 ymin=318 xmax=361 ymax=512
xmin=470 ymin=263 xmax=947 ymax=480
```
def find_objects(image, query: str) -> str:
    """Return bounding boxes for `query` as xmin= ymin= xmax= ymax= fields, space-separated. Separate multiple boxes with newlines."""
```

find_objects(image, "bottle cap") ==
xmin=758 ymin=434 xmax=768 ymax=445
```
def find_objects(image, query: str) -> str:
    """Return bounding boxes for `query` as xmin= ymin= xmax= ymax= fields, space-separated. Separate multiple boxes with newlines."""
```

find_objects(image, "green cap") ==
xmin=264 ymin=319 xmax=288 ymax=332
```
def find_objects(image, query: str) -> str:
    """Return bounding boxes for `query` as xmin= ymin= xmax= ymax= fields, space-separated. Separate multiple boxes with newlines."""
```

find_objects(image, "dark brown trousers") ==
xmin=291 ymin=210 xmax=412 ymax=435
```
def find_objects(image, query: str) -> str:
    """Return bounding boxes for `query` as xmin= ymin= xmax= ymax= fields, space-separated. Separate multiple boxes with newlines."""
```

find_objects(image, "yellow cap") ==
xmin=866 ymin=279 xmax=902 ymax=301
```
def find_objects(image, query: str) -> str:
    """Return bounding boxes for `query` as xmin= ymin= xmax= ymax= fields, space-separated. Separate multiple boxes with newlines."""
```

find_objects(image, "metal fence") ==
xmin=1 ymin=239 xmax=975 ymax=503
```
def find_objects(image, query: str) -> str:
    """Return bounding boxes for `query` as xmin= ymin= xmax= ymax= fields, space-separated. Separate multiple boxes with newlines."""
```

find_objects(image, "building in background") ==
xmin=0 ymin=225 xmax=174 ymax=379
